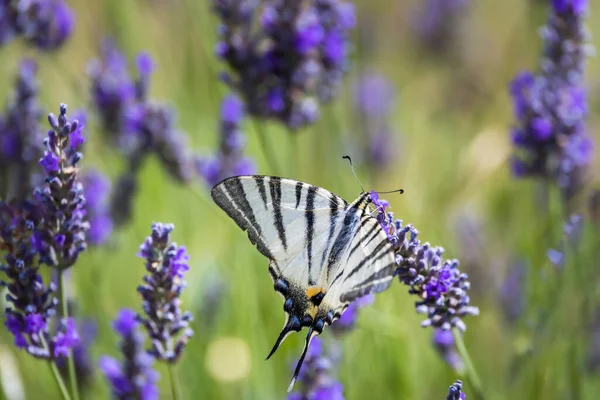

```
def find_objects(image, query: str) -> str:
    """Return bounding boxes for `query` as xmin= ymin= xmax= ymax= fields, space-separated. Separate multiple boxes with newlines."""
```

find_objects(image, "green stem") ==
xmin=453 ymin=328 xmax=485 ymax=400
xmin=57 ymin=270 xmax=80 ymax=400
xmin=48 ymin=361 xmax=72 ymax=400
xmin=41 ymin=335 xmax=72 ymax=400
xmin=167 ymin=364 xmax=182 ymax=400
xmin=252 ymin=120 xmax=280 ymax=175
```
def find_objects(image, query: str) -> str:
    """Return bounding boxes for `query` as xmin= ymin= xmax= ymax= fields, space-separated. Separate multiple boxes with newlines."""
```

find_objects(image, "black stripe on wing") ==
xmin=211 ymin=178 xmax=274 ymax=260
xmin=268 ymin=177 xmax=288 ymax=252
xmin=343 ymin=237 xmax=393 ymax=283
xmin=326 ymin=210 xmax=359 ymax=279
xmin=305 ymin=185 xmax=317 ymax=285
xmin=294 ymin=181 xmax=303 ymax=209
xmin=347 ymin=219 xmax=380 ymax=259
xmin=255 ymin=177 xmax=269 ymax=210
xmin=339 ymin=262 xmax=396 ymax=303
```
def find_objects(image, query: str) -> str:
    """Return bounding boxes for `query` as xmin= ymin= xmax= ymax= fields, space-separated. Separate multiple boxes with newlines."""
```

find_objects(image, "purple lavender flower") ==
xmin=375 ymin=204 xmax=479 ymax=331
xmin=287 ymin=337 xmax=344 ymax=400
xmin=82 ymin=169 xmax=113 ymax=245
xmin=33 ymin=104 xmax=89 ymax=269
xmin=0 ymin=0 xmax=74 ymax=50
xmin=100 ymin=308 xmax=159 ymax=400
xmin=433 ymin=328 xmax=464 ymax=372
xmin=137 ymin=223 xmax=193 ymax=363
xmin=0 ymin=59 xmax=44 ymax=201
xmin=509 ymin=1 xmax=592 ymax=201
xmin=196 ymin=95 xmax=256 ymax=186
xmin=0 ymin=202 xmax=80 ymax=359
xmin=412 ymin=0 xmax=469 ymax=53
xmin=330 ymin=293 xmax=374 ymax=335
xmin=213 ymin=0 xmax=355 ymax=130
xmin=446 ymin=379 xmax=466 ymax=400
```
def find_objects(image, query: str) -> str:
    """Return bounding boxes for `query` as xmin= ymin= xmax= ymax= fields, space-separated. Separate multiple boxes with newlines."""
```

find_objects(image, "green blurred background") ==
xmin=1 ymin=0 xmax=600 ymax=399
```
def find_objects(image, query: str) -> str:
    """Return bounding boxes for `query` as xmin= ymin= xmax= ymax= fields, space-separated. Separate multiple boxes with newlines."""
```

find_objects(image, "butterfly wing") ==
xmin=211 ymin=175 xmax=348 ymax=284
xmin=322 ymin=215 xmax=396 ymax=319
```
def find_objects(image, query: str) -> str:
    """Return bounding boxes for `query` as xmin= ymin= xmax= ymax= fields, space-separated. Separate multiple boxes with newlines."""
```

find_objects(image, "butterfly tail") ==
xmin=287 ymin=327 xmax=317 ymax=393
xmin=266 ymin=315 xmax=301 ymax=360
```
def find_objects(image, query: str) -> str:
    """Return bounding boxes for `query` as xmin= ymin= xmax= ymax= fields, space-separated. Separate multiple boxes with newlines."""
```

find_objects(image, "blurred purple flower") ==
xmin=499 ymin=260 xmax=527 ymax=323
xmin=433 ymin=329 xmax=464 ymax=372
xmin=446 ymin=379 xmax=466 ymax=400
xmin=89 ymin=42 xmax=195 ymax=227
xmin=331 ymin=293 xmax=374 ymax=334
xmin=52 ymin=318 xmax=80 ymax=358
xmin=88 ymin=40 xmax=137 ymax=142
xmin=137 ymin=223 xmax=193 ymax=363
xmin=287 ymin=337 xmax=344 ymax=400
xmin=509 ymin=1 xmax=592 ymax=201
xmin=352 ymin=72 xmax=399 ymax=169
xmin=34 ymin=104 xmax=89 ymax=269
xmin=0 ymin=59 xmax=45 ymax=201
xmin=412 ymin=0 xmax=469 ymax=53
xmin=196 ymin=94 xmax=256 ymax=186
xmin=100 ymin=309 xmax=159 ymax=400
xmin=82 ymin=169 xmax=113 ymax=245
xmin=547 ymin=214 xmax=583 ymax=269
xmin=212 ymin=0 xmax=355 ymax=130
xmin=0 ymin=0 xmax=74 ymax=50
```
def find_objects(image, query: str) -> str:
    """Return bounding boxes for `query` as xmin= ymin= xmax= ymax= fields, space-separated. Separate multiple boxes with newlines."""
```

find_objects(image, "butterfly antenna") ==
xmin=373 ymin=188 xmax=405 ymax=195
xmin=342 ymin=155 xmax=365 ymax=193
xmin=287 ymin=327 xmax=316 ymax=393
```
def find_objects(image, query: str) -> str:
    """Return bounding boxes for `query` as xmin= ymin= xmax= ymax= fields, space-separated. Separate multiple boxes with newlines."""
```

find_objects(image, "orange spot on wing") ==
xmin=305 ymin=286 xmax=325 ymax=299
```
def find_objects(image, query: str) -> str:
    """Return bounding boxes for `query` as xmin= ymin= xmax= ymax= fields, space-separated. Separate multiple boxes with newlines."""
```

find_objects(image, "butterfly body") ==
xmin=211 ymin=175 xmax=396 ymax=390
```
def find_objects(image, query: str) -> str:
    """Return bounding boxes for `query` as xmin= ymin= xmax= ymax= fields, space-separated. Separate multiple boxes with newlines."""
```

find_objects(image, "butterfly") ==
xmin=211 ymin=175 xmax=397 ymax=391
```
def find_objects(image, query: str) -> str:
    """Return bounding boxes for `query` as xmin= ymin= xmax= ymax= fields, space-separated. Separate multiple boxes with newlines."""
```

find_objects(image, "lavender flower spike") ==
xmin=34 ymin=104 xmax=89 ymax=269
xmin=372 ymin=196 xmax=479 ymax=332
xmin=446 ymin=379 xmax=466 ymax=400
xmin=0 ymin=202 xmax=79 ymax=359
xmin=100 ymin=308 xmax=159 ymax=400
xmin=137 ymin=223 xmax=193 ymax=363
xmin=509 ymin=0 xmax=592 ymax=200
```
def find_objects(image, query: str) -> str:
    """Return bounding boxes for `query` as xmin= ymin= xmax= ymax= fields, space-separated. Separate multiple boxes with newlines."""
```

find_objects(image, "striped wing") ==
xmin=324 ymin=216 xmax=396 ymax=315
xmin=210 ymin=175 xmax=348 ymax=285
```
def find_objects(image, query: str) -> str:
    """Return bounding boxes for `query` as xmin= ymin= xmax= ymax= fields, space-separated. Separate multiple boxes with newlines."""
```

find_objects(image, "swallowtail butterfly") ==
xmin=211 ymin=176 xmax=397 ymax=391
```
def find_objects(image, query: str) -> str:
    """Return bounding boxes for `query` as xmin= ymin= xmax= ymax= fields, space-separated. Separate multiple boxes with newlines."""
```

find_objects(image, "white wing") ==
xmin=211 ymin=175 xmax=348 ymax=285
